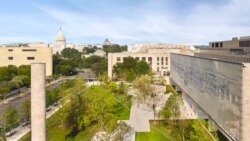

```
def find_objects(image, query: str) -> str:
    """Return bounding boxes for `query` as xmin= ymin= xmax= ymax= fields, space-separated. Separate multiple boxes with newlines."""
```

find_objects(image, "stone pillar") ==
xmin=31 ymin=63 xmax=46 ymax=141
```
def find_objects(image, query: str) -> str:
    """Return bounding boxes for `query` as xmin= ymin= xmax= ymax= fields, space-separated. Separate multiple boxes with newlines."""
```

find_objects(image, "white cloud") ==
xmin=37 ymin=0 xmax=250 ymax=44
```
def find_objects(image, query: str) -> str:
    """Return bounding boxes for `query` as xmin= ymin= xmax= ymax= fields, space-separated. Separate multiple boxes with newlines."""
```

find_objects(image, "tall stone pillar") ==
xmin=31 ymin=63 xmax=46 ymax=141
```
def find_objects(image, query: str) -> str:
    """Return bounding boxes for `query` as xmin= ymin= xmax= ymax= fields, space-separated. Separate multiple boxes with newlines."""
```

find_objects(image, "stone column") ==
xmin=31 ymin=63 xmax=46 ymax=141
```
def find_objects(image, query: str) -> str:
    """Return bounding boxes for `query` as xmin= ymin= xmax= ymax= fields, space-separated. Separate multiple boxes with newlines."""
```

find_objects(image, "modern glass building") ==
xmin=170 ymin=53 xmax=250 ymax=141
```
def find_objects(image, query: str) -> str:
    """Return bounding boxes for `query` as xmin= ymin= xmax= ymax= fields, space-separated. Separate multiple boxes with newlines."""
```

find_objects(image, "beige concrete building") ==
xmin=0 ymin=43 xmax=52 ymax=76
xmin=108 ymin=43 xmax=195 ymax=79
xmin=196 ymin=36 xmax=250 ymax=63
xmin=170 ymin=53 xmax=250 ymax=141
xmin=209 ymin=36 xmax=250 ymax=48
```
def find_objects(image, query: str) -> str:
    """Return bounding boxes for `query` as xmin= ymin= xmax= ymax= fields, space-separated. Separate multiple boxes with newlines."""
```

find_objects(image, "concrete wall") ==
xmin=241 ymin=63 xmax=250 ymax=141
xmin=0 ymin=46 xmax=52 ymax=76
xmin=31 ymin=63 xmax=46 ymax=141
xmin=170 ymin=53 xmax=250 ymax=141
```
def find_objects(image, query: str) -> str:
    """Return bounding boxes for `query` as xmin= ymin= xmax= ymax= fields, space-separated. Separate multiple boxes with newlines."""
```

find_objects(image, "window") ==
xmin=239 ymin=40 xmax=250 ymax=47
xmin=142 ymin=57 xmax=146 ymax=61
xmin=161 ymin=57 xmax=164 ymax=65
xmin=27 ymin=57 xmax=35 ymax=60
xmin=8 ymin=49 xmax=13 ymax=52
xmin=117 ymin=57 xmax=121 ymax=61
xmin=157 ymin=57 xmax=159 ymax=61
xmin=22 ymin=49 xmax=37 ymax=52
xmin=220 ymin=42 xmax=223 ymax=48
xmin=135 ymin=57 xmax=140 ymax=61
xmin=165 ymin=57 xmax=168 ymax=65
xmin=8 ymin=57 xmax=13 ymax=60
xmin=215 ymin=43 xmax=219 ymax=48
xmin=212 ymin=43 xmax=214 ymax=48
xmin=157 ymin=67 xmax=159 ymax=71
xmin=148 ymin=57 xmax=152 ymax=61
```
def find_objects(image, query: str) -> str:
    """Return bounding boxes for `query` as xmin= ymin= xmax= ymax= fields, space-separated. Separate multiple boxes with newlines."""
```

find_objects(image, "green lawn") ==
xmin=136 ymin=120 xmax=225 ymax=141
xmin=113 ymin=94 xmax=132 ymax=120
xmin=136 ymin=122 xmax=173 ymax=141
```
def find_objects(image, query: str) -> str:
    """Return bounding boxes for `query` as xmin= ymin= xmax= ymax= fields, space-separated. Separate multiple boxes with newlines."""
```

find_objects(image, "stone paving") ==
xmin=125 ymin=85 xmax=200 ymax=132
xmin=124 ymin=85 xmax=169 ymax=132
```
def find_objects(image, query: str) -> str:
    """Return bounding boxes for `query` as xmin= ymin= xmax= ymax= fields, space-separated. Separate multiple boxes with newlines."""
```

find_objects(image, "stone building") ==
xmin=0 ymin=43 xmax=52 ymax=76
xmin=108 ymin=43 xmax=195 ymax=79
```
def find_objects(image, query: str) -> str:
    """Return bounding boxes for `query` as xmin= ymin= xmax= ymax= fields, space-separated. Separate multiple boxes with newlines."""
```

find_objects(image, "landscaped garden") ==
xmin=19 ymin=79 xmax=132 ymax=141
xmin=136 ymin=120 xmax=225 ymax=141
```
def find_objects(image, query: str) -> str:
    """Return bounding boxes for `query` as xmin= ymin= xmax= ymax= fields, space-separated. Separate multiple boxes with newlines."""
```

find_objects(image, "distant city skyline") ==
xmin=0 ymin=0 xmax=250 ymax=45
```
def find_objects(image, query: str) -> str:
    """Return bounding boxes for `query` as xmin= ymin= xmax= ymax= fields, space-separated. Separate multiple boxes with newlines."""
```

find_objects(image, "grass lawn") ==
xmin=136 ymin=121 xmax=173 ymax=141
xmin=113 ymin=94 xmax=132 ymax=120
xmin=136 ymin=120 xmax=225 ymax=141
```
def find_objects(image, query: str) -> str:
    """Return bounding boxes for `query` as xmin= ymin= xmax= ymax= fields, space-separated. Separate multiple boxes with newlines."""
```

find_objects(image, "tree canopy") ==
xmin=113 ymin=57 xmax=151 ymax=81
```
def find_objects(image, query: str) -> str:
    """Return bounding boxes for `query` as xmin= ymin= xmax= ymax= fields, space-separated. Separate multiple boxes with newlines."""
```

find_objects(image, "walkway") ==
xmin=124 ymin=86 xmax=169 ymax=132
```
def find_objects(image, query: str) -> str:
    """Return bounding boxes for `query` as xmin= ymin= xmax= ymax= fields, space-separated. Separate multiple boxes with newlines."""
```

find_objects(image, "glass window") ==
xmin=117 ymin=57 xmax=121 ymax=61
xmin=27 ymin=57 xmax=35 ymax=60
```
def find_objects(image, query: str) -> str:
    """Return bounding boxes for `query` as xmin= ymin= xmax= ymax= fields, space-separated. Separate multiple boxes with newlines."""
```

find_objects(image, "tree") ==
xmin=0 ymin=67 xmax=10 ymax=81
xmin=82 ymin=85 xmax=118 ymax=131
xmin=20 ymin=100 xmax=31 ymax=123
xmin=82 ymin=46 xmax=97 ymax=54
xmin=18 ymin=65 xmax=30 ymax=76
xmin=2 ymin=106 xmax=19 ymax=131
xmin=133 ymin=75 xmax=153 ymax=103
xmin=63 ymin=77 xmax=86 ymax=135
xmin=102 ymin=44 xmax=127 ymax=53
xmin=125 ymin=69 xmax=136 ymax=81
xmin=112 ymin=57 xmax=151 ymax=81
xmin=61 ymin=48 xmax=81 ymax=59
xmin=135 ymin=61 xmax=150 ymax=75
xmin=0 ymin=81 xmax=10 ymax=100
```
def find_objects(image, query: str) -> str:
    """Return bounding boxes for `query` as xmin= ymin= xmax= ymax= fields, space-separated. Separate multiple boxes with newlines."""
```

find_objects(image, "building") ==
xmin=170 ymin=53 xmax=250 ymax=141
xmin=209 ymin=36 xmax=250 ymax=49
xmin=103 ymin=38 xmax=111 ymax=46
xmin=93 ymin=49 xmax=106 ymax=57
xmin=50 ymin=27 xmax=105 ymax=54
xmin=52 ymin=27 xmax=67 ymax=54
xmin=108 ymin=43 xmax=195 ymax=79
xmin=196 ymin=36 xmax=250 ymax=63
xmin=0 ymin=43 xmax=52 ymax=76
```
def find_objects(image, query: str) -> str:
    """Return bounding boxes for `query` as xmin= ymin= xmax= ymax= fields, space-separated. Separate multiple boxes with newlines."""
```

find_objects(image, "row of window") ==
xmin=8 ymin=57 xmax=35 ymax=60
xmin=211 ymin=42 xmax=223 ymax=48
xmin=8 ymin=49 xmax=37 ymax=52
xmin=157 ymin=57 xmax=168 ymax=66
xmin=239 ymin=40 xmax=250 ymax=47
xmin=116 ymin=57 xmax=168 ymax=65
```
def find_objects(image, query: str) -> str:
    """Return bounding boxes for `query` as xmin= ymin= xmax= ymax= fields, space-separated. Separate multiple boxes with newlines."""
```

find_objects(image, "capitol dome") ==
xmin=55 ymin=27 xmax=66 ymax=42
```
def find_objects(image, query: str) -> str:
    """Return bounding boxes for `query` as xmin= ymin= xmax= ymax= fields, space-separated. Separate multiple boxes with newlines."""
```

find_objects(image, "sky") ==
xmin=0 ymin=0 xmax=250 ymax=45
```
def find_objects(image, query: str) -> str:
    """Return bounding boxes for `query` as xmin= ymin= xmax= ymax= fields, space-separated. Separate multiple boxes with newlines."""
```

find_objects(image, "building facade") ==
xmin=170 ymin=53 xmax=250 ymax=141
xmin=0 ymin=43 xmax=52 ymax=76
xmin=209 ymin=36 xmax=250 ymax=48
xmin=108 ymin=43 xmax=195 ymax=79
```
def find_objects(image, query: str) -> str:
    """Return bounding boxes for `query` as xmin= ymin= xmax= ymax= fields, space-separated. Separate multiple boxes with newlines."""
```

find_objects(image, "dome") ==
xmin=55 ymin=27 xmax=66 ymax=42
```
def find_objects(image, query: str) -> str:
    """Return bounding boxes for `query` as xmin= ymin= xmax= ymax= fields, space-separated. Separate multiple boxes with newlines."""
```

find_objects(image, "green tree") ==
xmin=2 ymin=106 xmax=19 ymax=131
xmin=125 ymin=69 xmax=136 ymax=81
xmin=0 ymin=81 xmax=10 ymax=99
xmin=0 ymin=67 xmax=10 ymax=81
xmin=20 ymin=100 xmax=31 ymax=122
xmin=62 ymin=77 xmax=86 ymax=135
xmin=61 ymin=48 xmax=81 ymax=59
xmin=82 ymin=46 xmax=97 ymax=54
xmin=82 ymin=85 xmax=118 ymax=131
xmin=7 ymin=65 xmax=18 ymax=79
xmin=135 ymin=61 xmax=150 ymax=75
xmin=18 ymin=65 xmax=30 ymax=76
